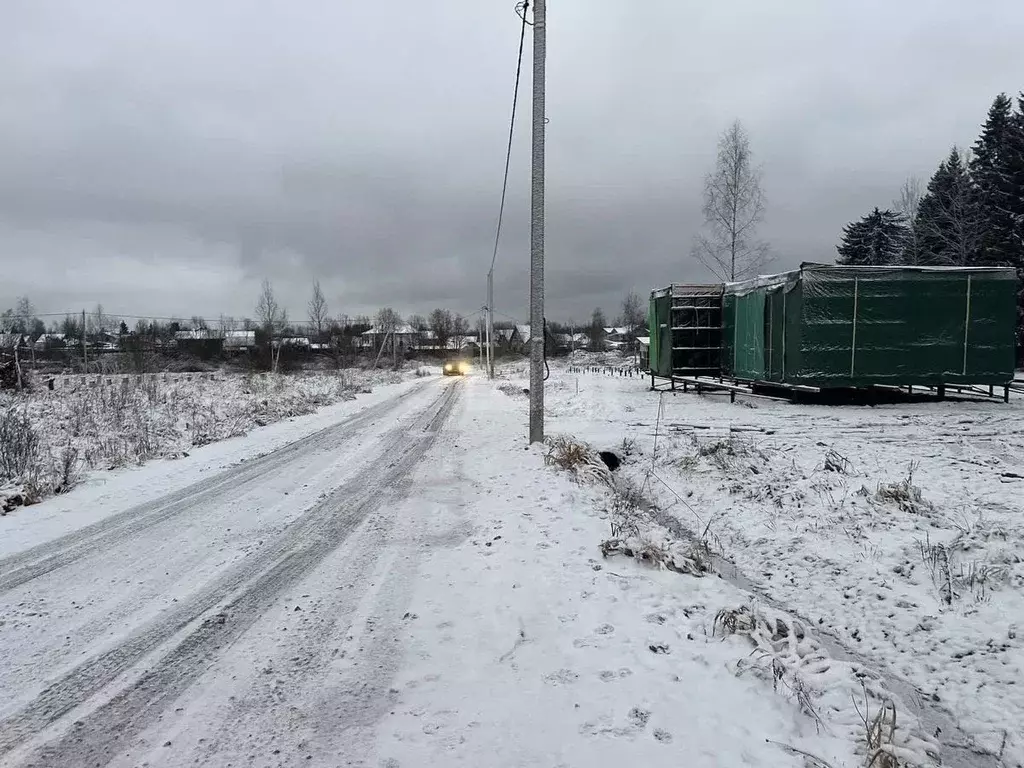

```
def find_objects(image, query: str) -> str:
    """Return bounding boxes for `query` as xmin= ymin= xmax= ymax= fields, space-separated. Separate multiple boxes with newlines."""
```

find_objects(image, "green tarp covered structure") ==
xmin=722 ymin=263 xmax=1017 ymax=388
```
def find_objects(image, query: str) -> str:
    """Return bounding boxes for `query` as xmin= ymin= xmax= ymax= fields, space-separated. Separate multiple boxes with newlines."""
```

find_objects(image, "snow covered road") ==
xmin=0 ymin=377 xmax=460 ymax=766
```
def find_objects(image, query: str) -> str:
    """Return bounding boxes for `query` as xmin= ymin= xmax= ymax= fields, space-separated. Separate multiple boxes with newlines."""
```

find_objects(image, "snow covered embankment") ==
xmin=541 ymin=426 xmax=941 ymax=768
xmin=0 ymin=369 xmax=403 ymax=514
xmin=652 ymin=417 xmax=1024 ymax=766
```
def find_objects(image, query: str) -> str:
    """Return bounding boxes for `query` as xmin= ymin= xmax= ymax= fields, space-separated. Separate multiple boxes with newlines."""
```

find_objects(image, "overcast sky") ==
xmin=2 ymin=0 xmax=1022 ymax=327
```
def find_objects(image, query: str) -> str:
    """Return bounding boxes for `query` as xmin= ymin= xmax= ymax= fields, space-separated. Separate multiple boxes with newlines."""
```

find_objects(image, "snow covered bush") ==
xmin=0 ymin=407 xmax=40 ymax=482
xmin=543 ymin=434 xmax=612 ymax=485
xmin=874 ymin=463 xmax=933 ymax=515
xmin=714 ymin=602 xmax=939 ymax=767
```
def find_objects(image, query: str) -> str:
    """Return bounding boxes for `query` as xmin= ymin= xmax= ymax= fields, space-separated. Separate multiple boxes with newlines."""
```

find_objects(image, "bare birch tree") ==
xmin=692 ymin=120 xmax=771 ymax=281
xmin=255 ymin=279 xmax=287 ymax=372
xmin=922 ymin=149 xmax=984 ymax=266
xmin=894 ymin=176 xmax=923 ymax=264
xmin=621 ymin=291 xmax=645 ymax=362
xmin=452 ymin=315 xmax=469 ymax=351
xmin=374 ymin=307 xmax=402 ymax=368
xmin=14 ymin=297 xmax=34 ymax=335
xmin=90 ymin=304 xmax=107 ymax=342
xmin=308 ymin=280 xmax=328 ymax=342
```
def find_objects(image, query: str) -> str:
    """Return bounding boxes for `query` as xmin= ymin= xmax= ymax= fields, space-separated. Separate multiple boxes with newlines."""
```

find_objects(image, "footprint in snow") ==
xmin=579 ymin=717 xmax=635 ymax=740
xmin=653 ymin=728 xmax=673 ymax=743
xmin=598 ymin=668 xmax=633 ymax=682
xmin=543 ymin=669 xmax=579 ymax=685
xmin=595 ymin=624 xmax=615 ymax=635
xmin=628 ymin=708 xmax=651 ymax=729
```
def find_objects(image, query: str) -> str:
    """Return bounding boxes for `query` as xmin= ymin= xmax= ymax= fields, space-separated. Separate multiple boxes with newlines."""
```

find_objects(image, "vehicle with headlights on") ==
xmin=442 ymin=359 xmax=470 ymax=376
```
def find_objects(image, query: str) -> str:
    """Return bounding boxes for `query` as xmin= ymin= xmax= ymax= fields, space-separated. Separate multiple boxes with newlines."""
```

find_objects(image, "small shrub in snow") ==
xmin=497 ymin=382 xmax=528 ymax=398
xmin=0 ymin=407 xmax=41 ymax=482
xmin=55 ymin=442 xmax=81 ymax=494
xmin=545 ymin=432 xmax=713 ymax=577
xmin=874 ymin=463 xmax=933 ymax=515
xmin=544 ymin=435 xmax=611 ymax=485
xmin=676 ymin=434 xmax=770 ymax=476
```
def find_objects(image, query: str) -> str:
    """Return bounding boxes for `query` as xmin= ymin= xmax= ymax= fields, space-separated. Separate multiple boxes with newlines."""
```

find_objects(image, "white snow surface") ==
xmin=0 ymin=368 xmax=882 ymax=767
xmin=536 ymin=361 xmax=1024 ymax=766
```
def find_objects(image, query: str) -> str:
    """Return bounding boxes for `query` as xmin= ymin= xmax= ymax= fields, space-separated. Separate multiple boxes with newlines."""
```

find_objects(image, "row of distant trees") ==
xmin=2 ymin=281 xmax=650 ymax=368
xmin=545 ymin=291 xmax=647 ymax=354
xmin=0 ymin=282 xmax=474 ymax=350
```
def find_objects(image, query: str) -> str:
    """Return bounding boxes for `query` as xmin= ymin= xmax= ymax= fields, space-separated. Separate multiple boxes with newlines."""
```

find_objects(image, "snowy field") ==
xmin=1 ymin=361 xmax=1019 ymax=766
xmin=0 ymin=366 xmax=429 ymax=514
xmin=506 ymin=358 xmax=1023 ymax=767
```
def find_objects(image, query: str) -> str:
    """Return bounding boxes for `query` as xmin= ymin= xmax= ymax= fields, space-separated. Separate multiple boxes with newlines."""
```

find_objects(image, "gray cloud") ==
xmin=1 ymin=0 xmax=1022 ymax=325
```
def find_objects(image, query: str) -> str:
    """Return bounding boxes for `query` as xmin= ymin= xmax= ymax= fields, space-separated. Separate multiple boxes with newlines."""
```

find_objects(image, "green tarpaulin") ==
xmin=721 ymin=264 xmax=1016 ymax=388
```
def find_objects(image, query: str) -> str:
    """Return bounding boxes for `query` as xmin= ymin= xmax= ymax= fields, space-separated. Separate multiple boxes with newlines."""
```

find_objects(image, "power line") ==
xmin=492 ymin=309 xmax=525 ymax=324
xmin=4 ymin=308 xmax=485 ymax=326
xmin=486 ymin=1 xmax=531 ymax=380
xmin=489 ymin=1 xmax=531 ymax=275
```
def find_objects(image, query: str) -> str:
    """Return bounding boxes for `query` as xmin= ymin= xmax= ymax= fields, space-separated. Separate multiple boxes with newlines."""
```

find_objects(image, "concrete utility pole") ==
xmin=479 ymin=315 xmax=485 ymax=369
xmin=528 ymin=0 xmax=546 ymax=443
xmin=81 ymin=309 xmax=87 ymax=371
xmin=487 ymin=270 xmax=495 ymax=378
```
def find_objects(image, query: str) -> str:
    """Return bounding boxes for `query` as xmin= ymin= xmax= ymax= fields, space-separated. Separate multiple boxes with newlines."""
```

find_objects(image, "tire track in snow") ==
xmin=184 ymin=395 xmax=470 ymax=766
xmin=0 ymin=380 xmax=461 ymax=766
xmin=0 ymin=381 xmax=429 ymax=595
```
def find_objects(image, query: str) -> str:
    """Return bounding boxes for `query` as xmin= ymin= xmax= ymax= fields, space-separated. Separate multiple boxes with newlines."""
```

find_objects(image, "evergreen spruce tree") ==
xmin=915 ymin=147 xmax=982 ymax=266
xmin=916 ymin=155 xmax=954 ymax=263
xmin=836 ymin=208 xmax=908 ymax=266
xmin=1006 ymin=94 xmax=1024 ymax=355
xmin=969 ymin=94 xmax=1017 ymax=266
xmin=1010 ymin=94 xmax=1024 ymax=256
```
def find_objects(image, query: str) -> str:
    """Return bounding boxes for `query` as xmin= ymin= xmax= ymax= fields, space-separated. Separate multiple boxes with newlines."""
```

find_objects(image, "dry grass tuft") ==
xmin=497 ymin=382 xmax=528 ymax=398
xmin=544 ymin=434 xmax=611 ymax=485
xmin=875 ymin=463 xmax=933 ymax=515
xmin=599 ymin=474 xmax=714 ymax=577
xmin=916 ymin=515 xmax=1016 ymax=606
xmin=600 ymin=534 xmax=712 ymax=576
xmin=823 ymin=448 xmax=854 ymax=475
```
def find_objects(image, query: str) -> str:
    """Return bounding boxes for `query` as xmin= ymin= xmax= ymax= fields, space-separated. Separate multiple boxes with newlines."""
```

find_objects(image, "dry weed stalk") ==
xmin=854 ymin=685 xmax=904 ymax=768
